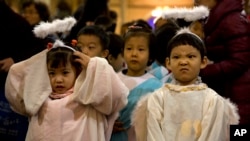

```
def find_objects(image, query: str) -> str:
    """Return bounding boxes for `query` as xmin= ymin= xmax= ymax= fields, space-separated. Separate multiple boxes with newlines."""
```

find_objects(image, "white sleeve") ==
xmin=198 ymin=89 xmax=239 ymax=141
xmin=147 ymin=89 xmax=165 ymax=141
xmin=72 ymin=57 xmax=129 ymax=115
xmin=5 ymin=50 xmax=51 ymax=116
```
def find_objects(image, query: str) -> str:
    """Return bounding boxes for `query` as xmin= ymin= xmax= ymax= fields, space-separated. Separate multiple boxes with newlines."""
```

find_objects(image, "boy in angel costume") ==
xmin=148 ymin=0 xmax=209 ymax=84
xmin=5 ymin=17 xmax=129 ymax=141
xmin=132 ymin=28 xmax=239 ymax=141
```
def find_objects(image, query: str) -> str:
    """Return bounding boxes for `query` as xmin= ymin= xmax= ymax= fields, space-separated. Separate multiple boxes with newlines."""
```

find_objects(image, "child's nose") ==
xmin=131 ymin=50 xmax=138 ymax=56
xmin=55 ymin=76 xmax=63 ymax=82
xmin=179 ymin=59 xmax=188 ymax=65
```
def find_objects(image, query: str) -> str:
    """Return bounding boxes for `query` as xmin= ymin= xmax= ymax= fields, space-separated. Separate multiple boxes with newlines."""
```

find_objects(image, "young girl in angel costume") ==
xmin=132 ymin=28 xmax=239 ymax=141
xmin=4 ymin=17 xmax=129 ymax=141
xmin=110 ymin=24 xmax=163 ymax=141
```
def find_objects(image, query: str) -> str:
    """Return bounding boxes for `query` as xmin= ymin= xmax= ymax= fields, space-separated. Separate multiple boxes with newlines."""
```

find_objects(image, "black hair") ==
xmin=176 ymin=19 xmax=193 ymax=28
xmin=94 ymin=15 xmax=115 ymax=32
xmin=133 ymin=19 xmax=152 ymax=30
xmin=47 ymin=47 xmax=82 ymax=75
xmin=21 ymin=0 xmax=50 ymax=22
xmin=154 ymin=20 xmax=180 ymax=65
xmin=123 ymin=23 xmax=157 ymax=66
xmin=77 ymin=25 xmax=110 ymax=50
xmin=107 ymin=32 xmax=124 ymax=58
xmin=166 ymin=32 xmax=207 ymax=59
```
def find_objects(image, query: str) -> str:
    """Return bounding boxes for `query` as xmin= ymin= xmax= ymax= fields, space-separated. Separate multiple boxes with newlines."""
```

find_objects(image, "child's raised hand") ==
xmin=73 ymin=51 xmax=90 ymax=69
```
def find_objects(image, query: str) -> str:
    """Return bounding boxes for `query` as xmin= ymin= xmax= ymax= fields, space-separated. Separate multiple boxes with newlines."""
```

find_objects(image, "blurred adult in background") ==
xmin=0 ymin=0 xmax=44 ymax=140
xmin=20 ymin=0 xmax=50 ymax=28
xmin=197 ymin=0 xmax=250 ymax=124
xmin=52 ymin=0 xmax=72 ymax=20
xmin=94 ymin=15 xmax=115 ymax=32
xmin=65 ymin=0 xmax=109 ymax=42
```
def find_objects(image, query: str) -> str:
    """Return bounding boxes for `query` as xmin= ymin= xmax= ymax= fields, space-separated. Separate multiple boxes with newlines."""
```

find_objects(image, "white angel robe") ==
xmin=133 ymin=82 xmax=239 ymax=141
xmin=5 ymin=50 xmax=129 ymax=141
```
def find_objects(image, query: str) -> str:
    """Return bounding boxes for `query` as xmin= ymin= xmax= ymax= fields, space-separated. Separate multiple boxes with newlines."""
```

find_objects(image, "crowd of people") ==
xmin=1 ymin=0 xmax=250 ymax=140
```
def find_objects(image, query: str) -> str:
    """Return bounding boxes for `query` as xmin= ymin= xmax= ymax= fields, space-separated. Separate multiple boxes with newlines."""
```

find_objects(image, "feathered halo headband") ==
xmin=155 ymin=6 xmax=209 ymax=23
xmin=33 ymin=17 xmax=77 ymax=51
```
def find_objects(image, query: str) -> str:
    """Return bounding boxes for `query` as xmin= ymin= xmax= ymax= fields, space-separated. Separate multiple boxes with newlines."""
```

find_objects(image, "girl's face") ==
xmin=166 ymin=45 xmax=207 ymax=85
xmin=77 ymin=35 xmax=109 ymax=58
xmin=124 ymin=36 xmax=150 ymax=76
xmin=47 ymin=62 xmax=77 ymax=94
xmin=22 ymin=4 xmax=41 ymax=26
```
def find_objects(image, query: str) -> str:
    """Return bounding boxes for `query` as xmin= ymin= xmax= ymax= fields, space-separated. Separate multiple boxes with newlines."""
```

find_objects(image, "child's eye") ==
xmin=125 ymin=47 xmax=132 ymax=50
xmin=88 ymin=46 xmax=95 ymax=49
xmin=63 ymin=71 xmax=69 ymax=75
xmin=139 ymin=48 xmax=145 ymax=51
xmin=172 ymin=56 xmax=179 ymax=59
xmin=188 ymin=55 xmax=196 ymax=58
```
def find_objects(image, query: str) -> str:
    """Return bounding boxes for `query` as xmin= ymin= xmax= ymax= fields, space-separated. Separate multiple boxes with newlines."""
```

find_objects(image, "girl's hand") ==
xmin=73 ymin=51 xmax=90 ymax=69
xmin=0 ymin=57 xmax=14 ymax=72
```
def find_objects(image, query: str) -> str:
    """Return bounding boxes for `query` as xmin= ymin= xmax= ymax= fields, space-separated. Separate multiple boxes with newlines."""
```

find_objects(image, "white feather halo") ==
xmin=33 ymin=17 xmax=77 ymax=38
xmin=161 ymin=6 xmax=209 ymax=22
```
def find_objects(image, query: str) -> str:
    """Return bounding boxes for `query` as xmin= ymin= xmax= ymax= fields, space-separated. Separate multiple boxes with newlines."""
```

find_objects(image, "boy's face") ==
xmin=166 ymin=45 xmax=207 ymax=85
xmin=77 ymin=35 xmax=108 ymax=58
xmin=47 ymin=63 xmax=77 ymax=94
xmin=124 ymin=36 xmax=150 ymax=76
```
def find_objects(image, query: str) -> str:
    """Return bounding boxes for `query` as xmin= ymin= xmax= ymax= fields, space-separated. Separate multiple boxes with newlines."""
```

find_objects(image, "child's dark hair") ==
xmin=77 ymin=25 xmax=110 ymax=50
xmin=166 ymin=32 xmax=207 ymax=59
xmin=123 ymin=23 xmax=157 ymax=66
xmin=47 ymin=47 xmax=82 ymax=75
xmin=107 ymin=32 xmax=123 ymax=58
xmin=154 ymin=19 xmax=180 ymax=65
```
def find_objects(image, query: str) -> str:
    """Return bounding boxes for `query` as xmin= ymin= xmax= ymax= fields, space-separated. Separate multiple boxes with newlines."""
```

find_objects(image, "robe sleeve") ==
xmin=198 ymin=89 xmax=239 ymax=141
xmin=146 ymin=89 xmax=165 ymax=141
xmin=72 ymin=57 xmax=129 ymax=115
xmin=5 ymin=50 xmax=52 ymax=116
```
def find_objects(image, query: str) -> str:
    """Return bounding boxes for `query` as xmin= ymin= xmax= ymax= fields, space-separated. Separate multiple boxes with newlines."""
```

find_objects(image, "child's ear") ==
xmin=165 ymin=57 xmax=172 ymax=71
xmin=101 ymin=49 xmax=109 ymax=58
xmin=200 ymin=56 xmax=208 ymax=69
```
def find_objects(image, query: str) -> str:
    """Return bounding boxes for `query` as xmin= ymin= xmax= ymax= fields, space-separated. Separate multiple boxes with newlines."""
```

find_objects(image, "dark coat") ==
xmin=0 ymin=1 xmax=44 ymax=89
xmin=200 ymin=0 xmax=250 ymax=124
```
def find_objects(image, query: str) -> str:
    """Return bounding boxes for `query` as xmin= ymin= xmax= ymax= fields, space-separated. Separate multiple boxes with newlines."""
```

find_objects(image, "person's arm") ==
xmin=147 ymin=90 xmax=165 ymax=141
xmin=5 ymin=50 xmax=51 ymax=116
xmin=200 ymin=13 xmax=250 ymax=80
xmin=198 ymin=89 xmax=239 ymax=141
xmin=72 ymin=52 xmax=128 ymax=115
